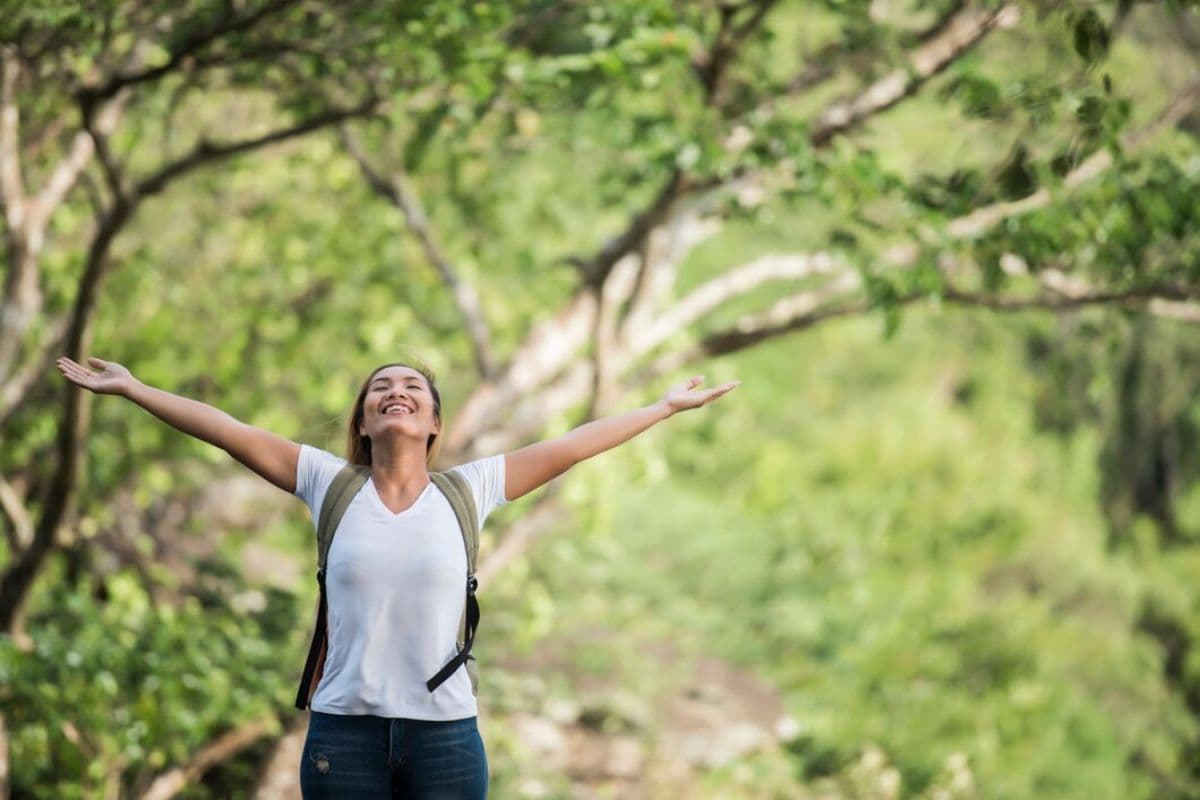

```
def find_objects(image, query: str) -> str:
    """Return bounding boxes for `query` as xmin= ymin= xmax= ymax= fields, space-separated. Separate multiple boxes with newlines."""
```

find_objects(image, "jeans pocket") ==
xmin=299 ymin=715 xmax=391 ymax=798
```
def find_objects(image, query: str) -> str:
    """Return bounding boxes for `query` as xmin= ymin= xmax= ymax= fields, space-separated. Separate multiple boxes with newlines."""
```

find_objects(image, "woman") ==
xmin=55 ymin=354 xmax=739 ymax=798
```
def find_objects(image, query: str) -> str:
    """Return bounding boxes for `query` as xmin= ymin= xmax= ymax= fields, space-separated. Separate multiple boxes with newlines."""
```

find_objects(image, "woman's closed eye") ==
xmin=372 ymin=383 xmax=424 ymax=393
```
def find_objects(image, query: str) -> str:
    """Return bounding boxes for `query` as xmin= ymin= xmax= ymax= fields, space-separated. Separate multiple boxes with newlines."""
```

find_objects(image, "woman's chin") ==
xmin=372 ymin=421 xmax=427 ymax=439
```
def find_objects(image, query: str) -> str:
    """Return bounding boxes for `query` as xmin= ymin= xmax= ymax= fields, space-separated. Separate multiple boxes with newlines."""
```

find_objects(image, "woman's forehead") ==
xmin=369 ymin=365 xmax=427 ymax=384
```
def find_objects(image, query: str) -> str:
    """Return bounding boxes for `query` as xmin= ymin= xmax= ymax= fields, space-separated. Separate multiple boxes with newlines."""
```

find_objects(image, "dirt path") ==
xmin=253 ymin=627 xmax=798 ymax=799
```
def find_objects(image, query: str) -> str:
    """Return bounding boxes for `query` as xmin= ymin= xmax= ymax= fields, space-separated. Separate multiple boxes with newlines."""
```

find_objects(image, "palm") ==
xmin=663 ymin=375 xmax=740 ymax=413
xmin=56 ymin=357 xmax=133 ymax=395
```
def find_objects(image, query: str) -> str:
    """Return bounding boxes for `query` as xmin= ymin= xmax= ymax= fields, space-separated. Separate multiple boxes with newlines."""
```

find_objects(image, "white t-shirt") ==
xmin=293 ymin=444 xmax=509 ymax=720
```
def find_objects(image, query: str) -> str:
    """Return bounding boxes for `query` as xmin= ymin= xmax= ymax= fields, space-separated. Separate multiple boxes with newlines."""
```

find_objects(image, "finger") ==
xmin=688 ymin=375 xmax=704 ymax=389
xmin=56 ymin=362 xmax=89 ymax=386
xmin=60 ymin=356 xmax=87 ymax=373
xmin=57 ymin=357 xmax=92 ymax=379
xmin=704 ymin=382 xmax=739 ymax=401
xmin=68 ymin=359 xmax=98 ymax=380
xmin=62 ymin=364 xmax=92 ymax=384
xmin=86 ymin=356 xmax=108 ymax=370
xmin=55 ymin=357 xmax=79 ymax=375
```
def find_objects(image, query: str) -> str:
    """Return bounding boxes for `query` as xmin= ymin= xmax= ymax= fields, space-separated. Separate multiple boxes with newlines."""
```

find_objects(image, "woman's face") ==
xmin=357 ymin=365 xmax=441 ymax=448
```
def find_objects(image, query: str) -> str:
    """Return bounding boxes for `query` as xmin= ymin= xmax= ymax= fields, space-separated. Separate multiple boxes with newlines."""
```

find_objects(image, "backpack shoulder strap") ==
xmin=316 ymin=463 xmax=371 ymax=572
xmin=426 ymin=469 xmax=482 ymax=695
xmin=295 ymin=461 xmax=369 ymax=710
xmin=429 ymin=470 xmax=479 ymax=576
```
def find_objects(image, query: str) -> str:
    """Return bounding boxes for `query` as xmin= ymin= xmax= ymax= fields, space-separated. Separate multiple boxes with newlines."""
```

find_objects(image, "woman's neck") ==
xmin=368 ymin=440 xmax=431 ymax=497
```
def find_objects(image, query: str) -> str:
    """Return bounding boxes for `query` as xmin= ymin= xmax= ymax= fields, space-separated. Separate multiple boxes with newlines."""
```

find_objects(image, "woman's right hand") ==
xmin=55 ymin=355 xmax=300 ymax=492
xmin=56 ymin=356 xmax=136 ymax=397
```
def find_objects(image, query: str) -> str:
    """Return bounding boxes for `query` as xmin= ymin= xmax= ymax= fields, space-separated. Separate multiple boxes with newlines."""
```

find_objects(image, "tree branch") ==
xmin=572 ymin=1 xmax=774 ymax=292
xmin=0 ymin=474 xmax=33 ymax=555
xmin=0 ymin=87 xmax=123 ymax=384
xmin=0 ymin=254 xmax=39 ymax=382
xmin=444 ymin=291 xmax=599 ymax=457
xmin=0 ymin=313 xmax=68 ymax=428
xmin=140 ymin=715 xmax=277 ymax=800
xmin=0 ymin=98 xmax=379 ymax=633
xmin=624 ymin=251 xmax=844 ymax=362
xmin=78 ymin=0 xmax=301 ymax=105
xmin=81 ymin=97 xmax=130 ymax=202
xmin=779 ymin=40 xmax=850 ymax=99
xmin=0 ymin=206 xmax=129 ymax=634
xmin=745 ymin=0 xmax=970 ymax=124
xmin=618 ymin=206 xmax=723 ymax=344
xmin=0 ymin=46 xmax=26 ymax=232
xmin=33 ymin=131 xmax=99 ymax=228
xmin=893 ymin=78 xmax=1200 ymax=253
xmin=575 ymin=169 xmax=688 ymax=288
xmin=583 ymin=251 xmax=642 ymax=421
xmin=0 ymin=47 xmax=36 ymax=384
xmin=446 ymin=3 xmax=783 ymax=452
xmin=695 ymin=1 xmax=779 ymax=105
xmin=687 ymin=4 xmax=1016 ymax=221
xmin=1143 ymin=298 xmax=1200 ymax=324
xmin=138 ymin=98 xmax=377 ymax=199
xmin=31 ymin=92 xmax=128 ymax=240
xmin=942 ymin=284 xmax=1198 ymax=316
xmin=633 ymin=289 xmax=868 ymax=388
xmin=944 ymin=110 xmax=1200 ymax=240
xmin=182 ymin=37 xmax=322 ymax=74
xmin=0 ymin=711 xmax=9 ymax=800
xmin=476 ymin=359 xmax=597 ymax=456
xmin=341 ymin=126 xmax=497 ymax=379
xmin=76 ymin=167 xmax=107 ymax=220
xmin=499 ymin=261 xmax=859 ymax=448
xmin=809 ymin=3 xmax=1018 ymax=146
xmin=633 ymin=265 xmax=1197 ymax=391
xmin=251 ymin=715 xmax=309 ymax=799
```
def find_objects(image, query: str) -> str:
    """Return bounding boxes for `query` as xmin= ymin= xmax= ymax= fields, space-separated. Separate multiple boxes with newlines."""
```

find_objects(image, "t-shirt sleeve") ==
xmin=448 ymin=454 xmax=510 ymax=530
xmin=293 ymin=444 xmax=351 ymax=532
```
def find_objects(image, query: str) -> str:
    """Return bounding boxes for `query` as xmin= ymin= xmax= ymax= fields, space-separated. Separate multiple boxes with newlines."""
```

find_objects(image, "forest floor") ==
xmin=252 ymin=625 xmax=797 ymax=799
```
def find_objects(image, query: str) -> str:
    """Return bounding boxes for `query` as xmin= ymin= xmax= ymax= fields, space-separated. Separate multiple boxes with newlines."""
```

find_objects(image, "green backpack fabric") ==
xmin=294 ymin=464 xmax=482 ymax=710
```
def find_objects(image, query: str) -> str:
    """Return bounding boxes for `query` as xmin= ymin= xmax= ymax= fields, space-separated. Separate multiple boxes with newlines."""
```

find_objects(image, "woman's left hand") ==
xmin=662 ymin=375 xmax=741 ymax=414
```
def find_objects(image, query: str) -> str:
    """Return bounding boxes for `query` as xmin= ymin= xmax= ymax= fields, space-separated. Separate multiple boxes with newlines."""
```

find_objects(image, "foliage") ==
xmin=494 ymin=311 xmax=1198 ymax=799
xmin=1 ymin=0 xmax=1198 ymax=797
xmin=0 ymin=569 xmax=300 ymax=798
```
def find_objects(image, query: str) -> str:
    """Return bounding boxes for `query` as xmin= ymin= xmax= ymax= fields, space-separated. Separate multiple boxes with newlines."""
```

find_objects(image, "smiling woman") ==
xmin=347 ymin=361 xmax=445 ymax=474
xmin=54 ymin=353 xmax=738 ymax=799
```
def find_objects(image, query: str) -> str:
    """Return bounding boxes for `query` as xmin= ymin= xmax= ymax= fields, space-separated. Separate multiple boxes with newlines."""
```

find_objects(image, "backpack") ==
xmin=294 ymin=464 xmax=481 ymax=710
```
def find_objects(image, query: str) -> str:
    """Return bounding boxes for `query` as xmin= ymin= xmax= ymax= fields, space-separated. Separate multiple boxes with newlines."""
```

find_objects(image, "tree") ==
xmin=2 ymin=1 xmax=1198 ymax=796
xmin=337 ymin=0 xmax=1199 ymax=575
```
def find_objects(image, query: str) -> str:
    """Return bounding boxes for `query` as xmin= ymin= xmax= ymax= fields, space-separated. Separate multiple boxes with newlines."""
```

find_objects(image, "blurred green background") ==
xmin=1 ymin=2 xmax=1198 ymax=798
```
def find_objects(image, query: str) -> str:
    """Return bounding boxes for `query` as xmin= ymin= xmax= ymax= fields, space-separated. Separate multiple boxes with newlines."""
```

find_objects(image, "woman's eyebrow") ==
xmin=371 ymin=376 xmax=423 ymax=387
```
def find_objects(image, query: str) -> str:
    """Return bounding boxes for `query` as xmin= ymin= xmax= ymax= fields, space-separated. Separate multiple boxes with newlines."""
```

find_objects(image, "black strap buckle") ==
xmin=467 ymin=575 xmax=478 ymax=593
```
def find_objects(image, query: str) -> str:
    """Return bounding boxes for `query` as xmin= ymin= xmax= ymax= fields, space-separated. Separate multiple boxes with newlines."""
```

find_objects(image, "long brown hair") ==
xmin=346 ymin=360 xmax=443 ymax=468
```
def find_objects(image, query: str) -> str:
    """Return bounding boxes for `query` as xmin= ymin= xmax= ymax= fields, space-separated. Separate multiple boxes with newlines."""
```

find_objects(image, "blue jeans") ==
xmin=299 ymin=711 xmax=488 ymax=799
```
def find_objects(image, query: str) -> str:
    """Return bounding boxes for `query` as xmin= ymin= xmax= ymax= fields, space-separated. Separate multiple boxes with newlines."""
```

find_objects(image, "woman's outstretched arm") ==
xmin=503 ymin=375 xmax=739 ymax=502
xmin=56 ymin=356 xmax=301 ymax=493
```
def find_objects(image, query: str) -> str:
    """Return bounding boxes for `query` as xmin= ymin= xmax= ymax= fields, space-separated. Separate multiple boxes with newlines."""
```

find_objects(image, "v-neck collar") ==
xmin=365 ymin=477 xmax=434 ymax=517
